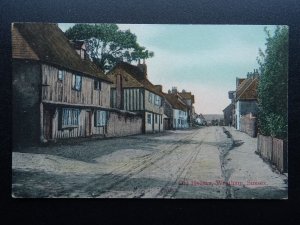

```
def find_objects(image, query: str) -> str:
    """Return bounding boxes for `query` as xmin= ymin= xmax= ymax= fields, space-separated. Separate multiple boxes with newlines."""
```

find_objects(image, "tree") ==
xmin=65 ymin=24 xmax=154 ymax=71
xmin=257 ymin=26 xmax=288 ymax=139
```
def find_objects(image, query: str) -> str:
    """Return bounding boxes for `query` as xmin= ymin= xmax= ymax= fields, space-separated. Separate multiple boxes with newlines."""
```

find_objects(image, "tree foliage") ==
xmin=257 ymin=26 xmax=288 ymax=139
xmin=65 ymin=24 xmax=154 ymax=71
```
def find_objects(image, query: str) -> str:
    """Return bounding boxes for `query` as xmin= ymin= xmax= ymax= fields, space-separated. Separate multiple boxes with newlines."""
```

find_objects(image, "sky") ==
xmin=59 ymin=23 xmax=276 ymax=114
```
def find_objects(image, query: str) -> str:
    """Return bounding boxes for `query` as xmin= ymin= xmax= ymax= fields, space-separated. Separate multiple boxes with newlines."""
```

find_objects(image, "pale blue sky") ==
xmin=59 ymin=23 xmax=277 ymax=114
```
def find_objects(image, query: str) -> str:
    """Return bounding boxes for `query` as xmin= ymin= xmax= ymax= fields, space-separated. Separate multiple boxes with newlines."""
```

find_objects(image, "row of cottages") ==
xmin=12 ymin=23 xmax=142 ymax=145
xmin=107 ymin=61 xmax=165 ymax=133
xmin=164 ymin=93 xmax=189 ymax=129
xmin=107 ymin=62 xmax=195 ymax=132
xmin=166 ymin=87 xmax=195 ymax=127
xmin=223 ymin=70 xmax=259 ymax=130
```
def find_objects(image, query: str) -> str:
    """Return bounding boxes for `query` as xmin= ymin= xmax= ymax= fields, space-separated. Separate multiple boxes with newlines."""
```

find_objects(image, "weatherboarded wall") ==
xmin=41 ymin=64 xmax=110 ymax=107
xmin=47 ymin=107 xmax=142 ymax=140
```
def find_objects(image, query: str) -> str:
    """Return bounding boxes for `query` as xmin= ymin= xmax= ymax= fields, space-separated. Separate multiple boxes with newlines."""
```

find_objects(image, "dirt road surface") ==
xmin=12 ymin=127 xmax=287 ymax=198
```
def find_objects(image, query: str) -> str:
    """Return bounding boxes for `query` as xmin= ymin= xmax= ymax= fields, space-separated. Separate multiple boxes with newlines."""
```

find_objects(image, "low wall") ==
xmin=106 ymin=111 xmax=142 ymax=137
xmin=240 ymin=114 xmax=257 ymax=137
xmin=257 ymin=134 xmax=288 ymax=173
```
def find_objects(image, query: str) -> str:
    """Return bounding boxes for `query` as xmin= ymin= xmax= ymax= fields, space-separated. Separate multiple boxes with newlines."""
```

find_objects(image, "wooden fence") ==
xmin=257 ymin=134 xmax=288 ymax=173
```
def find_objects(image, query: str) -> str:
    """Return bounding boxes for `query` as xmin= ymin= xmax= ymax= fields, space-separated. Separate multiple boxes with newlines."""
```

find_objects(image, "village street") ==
xmin=12 ymin=127 xmax=287 ymax=199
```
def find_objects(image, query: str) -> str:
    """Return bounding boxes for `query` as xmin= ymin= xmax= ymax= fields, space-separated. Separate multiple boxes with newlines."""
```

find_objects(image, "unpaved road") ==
xmin=12 ymin=127 xmax=287 ymax=198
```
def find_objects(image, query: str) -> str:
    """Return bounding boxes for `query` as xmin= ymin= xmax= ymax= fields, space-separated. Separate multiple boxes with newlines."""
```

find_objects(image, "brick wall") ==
xmin=107 ymin=112 xmax=142 ymax=137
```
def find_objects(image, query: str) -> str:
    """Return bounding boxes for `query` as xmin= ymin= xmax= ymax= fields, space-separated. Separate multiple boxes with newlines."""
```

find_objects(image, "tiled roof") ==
xmin=236 ymin=77 xmax=258 ymax=100
xmin=12 ymin=23 xmax=111 ymax=83
xmin=223 ymin=103 xmax=234 ymax=112
xmin=164 ymin=93 xmax=188 ymax=111
xmin=107 ymin=62 xmax=164 ymax=97
xmin=178 ymin=92 xmax=195 ymax=103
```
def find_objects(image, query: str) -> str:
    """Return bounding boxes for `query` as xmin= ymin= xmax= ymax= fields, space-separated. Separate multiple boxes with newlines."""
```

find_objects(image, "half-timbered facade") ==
xmin=107 ymin=61 xmax=164 ymax=133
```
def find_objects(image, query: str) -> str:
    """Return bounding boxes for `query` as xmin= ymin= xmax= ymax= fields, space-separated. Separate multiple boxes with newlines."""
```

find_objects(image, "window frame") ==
xmin=147 ymin=114 xmax=152 ymax=124
xmin=61 ymin=108 xmax=80 ymax=128
xmin=94 ymin=110 xmax=108 ymax=127
xmin=94 ymin=80 xmax=101 ymax=90
xmin=148 ymin=92 xmax=153 ymax=103
xmin=154 ymin=95 xmax=161 ymax=106
xmin=72 ymin=74 xmax=82 ymax=91
xmin=58 ymin=70 xmax=64 ymax=81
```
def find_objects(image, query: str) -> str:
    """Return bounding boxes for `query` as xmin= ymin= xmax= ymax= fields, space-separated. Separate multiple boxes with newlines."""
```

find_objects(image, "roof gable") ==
xmin=108 ymin=62 xmax=164 ymax=97
xmin=236 ymin=77 xmax=258 ymax=100
xmin=164 ymin=93 xmax=188 ymax=111
xmin=178 ymin=92 xmax=195 ymax=103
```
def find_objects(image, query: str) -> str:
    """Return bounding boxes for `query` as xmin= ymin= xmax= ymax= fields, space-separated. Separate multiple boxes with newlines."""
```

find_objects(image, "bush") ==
xmin=257 ymin=26 xmax=288 ymax=140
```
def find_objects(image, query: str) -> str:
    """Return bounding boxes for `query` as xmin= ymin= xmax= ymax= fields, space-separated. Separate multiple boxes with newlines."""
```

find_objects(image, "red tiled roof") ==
xmin=164 ymin=93 xmax=188 ymax=111
xmin=12 ymin=23 xmax=111 ymax=83
xmin=178 ymin=92 xmax=195 ymax=104
xmin=236 ymin=77 xmax=258 ymax=100
xmin=108 ymin=62 xmax=164 ymax=97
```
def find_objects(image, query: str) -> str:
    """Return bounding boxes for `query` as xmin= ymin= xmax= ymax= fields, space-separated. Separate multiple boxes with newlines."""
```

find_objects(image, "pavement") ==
xmin=12 ymin=126 xmax=288 ymax=199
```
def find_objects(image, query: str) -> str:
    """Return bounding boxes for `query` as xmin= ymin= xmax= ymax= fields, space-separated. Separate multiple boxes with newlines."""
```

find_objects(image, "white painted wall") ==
xmin=173 ymin=109 xmax=188 ymax=129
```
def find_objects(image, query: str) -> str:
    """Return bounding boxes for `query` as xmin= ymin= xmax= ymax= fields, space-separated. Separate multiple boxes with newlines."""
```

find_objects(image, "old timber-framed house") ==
xmin=107 ymin=61 xmax=165 ymax=133
xmin=12 ymin=23 xmax=142 ymax=145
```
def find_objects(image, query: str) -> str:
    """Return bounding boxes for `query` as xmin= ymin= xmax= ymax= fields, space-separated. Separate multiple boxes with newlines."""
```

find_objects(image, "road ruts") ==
xmin=155 ymin=129 xmax=208 ymax=198
xmin=82 ymin=130 xmax=201 ymax=197
xmin=216 ymin=127 xmax=234 ymax=199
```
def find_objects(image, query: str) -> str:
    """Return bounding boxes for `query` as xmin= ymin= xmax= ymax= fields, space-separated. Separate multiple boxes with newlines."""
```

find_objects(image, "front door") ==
xmin=85 ymin=110 xmax=92 ymax=136
xmin=43 ymin=106 xmax=53 ymax=140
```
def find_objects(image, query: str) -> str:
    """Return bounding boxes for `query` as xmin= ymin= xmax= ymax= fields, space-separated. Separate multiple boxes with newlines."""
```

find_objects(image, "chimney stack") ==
xmin=172 ymin=87 xmax=178 ymax=93
xmin=155 ymin=85 xmax=163 ymax=93
xmin=137 ymin=59 xmax=147 ymax=79
xmin=73 ymin=40 xmax=87 ymax=60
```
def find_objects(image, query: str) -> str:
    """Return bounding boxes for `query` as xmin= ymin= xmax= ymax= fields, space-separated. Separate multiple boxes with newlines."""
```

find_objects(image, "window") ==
xmin=95 ymin=110 xmax=108 ymax=126
xmin=72 ymin=74 xmax=82 ymax=91
xmin=58 ymin=70 xmax=64 ymax=81
xmin=147 ymin=114 xmax=152 ymax=124
xmin=62 ymin=108 xmax=80 ymax=128
xmin=155 ymin=114 xmax=158 ymax=124
xmin=155 ymin=95 xmax=161 ymax=106
xmin=178 ymin=119 xmax=180 ymax=125
xmin=148 ymin=92 xmax=153 ymax=103
xmin=94 ymin=80 xmax=101 ymax=90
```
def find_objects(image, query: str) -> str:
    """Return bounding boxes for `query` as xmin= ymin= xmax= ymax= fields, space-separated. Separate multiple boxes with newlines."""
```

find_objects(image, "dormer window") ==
xmin=94 ymin=80 xmax=101 ymax=90
xmin=58 ymin=70 xmax=64 ymax=81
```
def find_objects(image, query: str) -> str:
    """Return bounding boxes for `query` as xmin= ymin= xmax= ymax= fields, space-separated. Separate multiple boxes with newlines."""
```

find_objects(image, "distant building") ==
xmin=169 ymin=87 xmax=195 ymax=127
xmin=223 ymin=104 xmax=234 ymax=126
xmin=164 ymin=93 xmax=189 ymax=129
xmin=195 ymin=114 xmax=206 ymax=125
